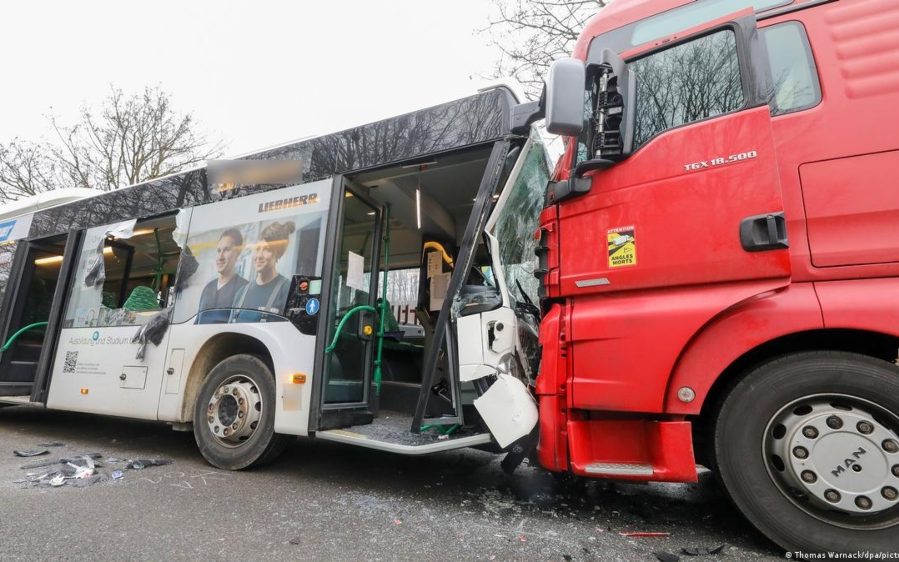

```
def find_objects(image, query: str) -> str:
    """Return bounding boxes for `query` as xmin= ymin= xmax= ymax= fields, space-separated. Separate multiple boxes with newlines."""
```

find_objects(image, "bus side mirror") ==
xmin=545 ymin=58 xmax=586 ymax=136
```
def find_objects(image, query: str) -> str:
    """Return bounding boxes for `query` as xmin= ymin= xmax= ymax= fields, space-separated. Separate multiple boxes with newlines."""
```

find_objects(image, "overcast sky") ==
xmin=0 ymin=1 xmax=513 ymax=156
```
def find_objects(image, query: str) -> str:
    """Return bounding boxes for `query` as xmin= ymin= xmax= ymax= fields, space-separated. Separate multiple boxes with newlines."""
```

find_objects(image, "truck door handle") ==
xmin=740 ymin=212 xmax=788 ymax=252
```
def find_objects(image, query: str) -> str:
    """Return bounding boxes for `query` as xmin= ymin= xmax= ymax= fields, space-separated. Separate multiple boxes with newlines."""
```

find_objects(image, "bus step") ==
xmin=0 ymin=381 xmax=33 ymax=397
xmin=7 ymin=361 xmax=39 ymax=383
xmin=0 ymin=395 xmax=39 ymax=406
xmin=12 ymin=340 xmax=43 ymax=359
xmin=317 ymin=429 xmax=491 ymax=454
xmin=317 ymin=412 xmax=491 ymax=455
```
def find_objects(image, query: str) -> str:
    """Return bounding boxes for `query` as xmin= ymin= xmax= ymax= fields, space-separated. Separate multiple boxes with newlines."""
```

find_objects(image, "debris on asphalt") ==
xmin=37 ymin=442 xmax=65 ymax=447
xmin=681 ymin=545 xmax=726 ymax=556
xmin=13 ymin=449 xmax=49 ymax=457
xmin=61 ymin=453 xmax=102 ymax=462
xmin=654 ymin=552 xmax=680 ymax=562
xmin=70 ymin=474 xmax=104 ymax=487
xmin=11 ymin=446 xmax=173 ymax=489
xmin=127 ymin=459 xmax=173 ymax=470
xmin=619 ymin=531 xmax=670 ymax=537
xmin=19 ymin=459 xmax=61 ymax=470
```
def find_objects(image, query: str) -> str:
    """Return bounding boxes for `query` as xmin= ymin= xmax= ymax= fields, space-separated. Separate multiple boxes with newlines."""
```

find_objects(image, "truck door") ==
xmin=557 ymin=12 xmax=792 ymax=413
xmin=315 ymin=178 xmax=384 ymax=430
xmin=562 ymin=12 xmax=790 ymax=295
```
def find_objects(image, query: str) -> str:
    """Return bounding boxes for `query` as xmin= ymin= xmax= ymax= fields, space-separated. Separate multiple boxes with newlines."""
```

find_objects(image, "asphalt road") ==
xmin=0 ymin=405 xmax=785 ymax=561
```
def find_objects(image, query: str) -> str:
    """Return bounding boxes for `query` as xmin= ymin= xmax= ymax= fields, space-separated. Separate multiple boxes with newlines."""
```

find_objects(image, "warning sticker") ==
xmin=608 ymin=226 xmax=637 ymax=268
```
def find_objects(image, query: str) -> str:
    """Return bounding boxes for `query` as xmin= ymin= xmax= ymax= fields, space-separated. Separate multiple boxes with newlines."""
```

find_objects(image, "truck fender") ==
xmin=665 ymin=283 xmax=823 ymax=414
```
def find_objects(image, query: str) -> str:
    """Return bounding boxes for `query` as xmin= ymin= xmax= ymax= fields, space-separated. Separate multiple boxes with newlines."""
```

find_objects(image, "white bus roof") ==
xmin=0 ymin=188 xmax=100 ymax=222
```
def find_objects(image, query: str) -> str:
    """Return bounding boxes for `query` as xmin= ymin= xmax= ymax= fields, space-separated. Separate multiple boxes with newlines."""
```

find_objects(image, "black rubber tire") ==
xmin=714 ymin=351 xmax=899 ymax=554
xmin=193 ymin=354 xmax=292 ymax=470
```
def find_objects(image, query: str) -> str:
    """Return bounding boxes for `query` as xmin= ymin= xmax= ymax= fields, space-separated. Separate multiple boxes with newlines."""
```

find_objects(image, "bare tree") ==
xmin=0 ymin=141 xmax=59 ymax=201
xmin=482 ymin=0 xmax=608 ymax=99
xmin=0 ymin=86 xmax=225 ymax=202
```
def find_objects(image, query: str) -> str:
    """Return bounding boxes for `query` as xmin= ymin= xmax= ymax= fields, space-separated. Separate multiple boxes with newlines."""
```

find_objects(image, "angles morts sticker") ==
xmin=608 ymin=226 xmax=637 ymax=268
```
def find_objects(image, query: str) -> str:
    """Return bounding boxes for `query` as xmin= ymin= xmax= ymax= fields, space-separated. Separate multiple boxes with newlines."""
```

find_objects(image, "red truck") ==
xmin=518 ymin=0 xmax=899 ymax=554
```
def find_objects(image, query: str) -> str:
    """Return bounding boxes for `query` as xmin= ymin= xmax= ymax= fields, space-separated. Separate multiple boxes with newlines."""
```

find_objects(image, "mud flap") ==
xmin=500 ymin=425 xmax=539 ymax=474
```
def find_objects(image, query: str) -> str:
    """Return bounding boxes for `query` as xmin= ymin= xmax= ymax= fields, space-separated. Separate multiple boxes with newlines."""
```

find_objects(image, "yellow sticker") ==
xmin=608 ymin=226 xmax=637 ymax=268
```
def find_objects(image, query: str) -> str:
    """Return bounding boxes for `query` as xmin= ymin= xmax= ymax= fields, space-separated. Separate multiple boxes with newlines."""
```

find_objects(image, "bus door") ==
xmin=45 ymin=217 xmax=180 ymax=419
xmin=314 ymin=178 xmax=383 ymax=430
xmin=0 ymin=232 xmax=80 ymax=403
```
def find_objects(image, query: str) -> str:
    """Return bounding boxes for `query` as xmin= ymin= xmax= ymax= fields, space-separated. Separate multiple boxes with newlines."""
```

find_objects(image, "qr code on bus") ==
xmin=63 ymin=351 xmax=78 ymax=374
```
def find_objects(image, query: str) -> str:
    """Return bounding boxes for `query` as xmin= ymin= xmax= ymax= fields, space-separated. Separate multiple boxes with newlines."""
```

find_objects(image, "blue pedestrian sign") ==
xmin=305 ymin=298 xmax=320 ymax=316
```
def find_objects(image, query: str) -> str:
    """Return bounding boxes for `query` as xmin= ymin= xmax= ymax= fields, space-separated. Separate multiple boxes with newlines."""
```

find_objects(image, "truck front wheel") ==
xmin=193 ymin=354 xmax=291 ymax=470
xmin=714 ymin=351 xmax=899 ymax=554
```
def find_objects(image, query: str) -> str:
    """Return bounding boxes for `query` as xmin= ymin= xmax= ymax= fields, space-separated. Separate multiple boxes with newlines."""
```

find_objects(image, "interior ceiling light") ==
xmin=416 ymin=186 xmax=422 ymax=230
xmin=35 ymin=246 xmax=112 ymax=265
xmin=401 ymin=160 xmax=437 ymax=169
xmin=416 ymin=165 xmax=424 ymax=230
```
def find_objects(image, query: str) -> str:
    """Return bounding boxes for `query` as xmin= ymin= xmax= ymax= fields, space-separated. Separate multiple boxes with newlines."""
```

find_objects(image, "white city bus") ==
xmin=0 ymin=87 xmax=550 ymax=470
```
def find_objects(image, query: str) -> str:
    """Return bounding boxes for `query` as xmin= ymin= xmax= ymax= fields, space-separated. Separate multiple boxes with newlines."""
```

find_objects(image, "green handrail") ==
xmin=324 ymin=305 xmax=378 ymax=354
xmin=374 ymin=205 xmax=391 ymax=396
xmin=1 ymin=322 xmax=48 ymax=352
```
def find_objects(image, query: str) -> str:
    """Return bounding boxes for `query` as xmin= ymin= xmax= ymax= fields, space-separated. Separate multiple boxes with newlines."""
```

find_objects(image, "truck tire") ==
xmin=714 ymin=351 xmax=899 ymax=554
xmin=193 ymin=354 xmax=292 ymax=470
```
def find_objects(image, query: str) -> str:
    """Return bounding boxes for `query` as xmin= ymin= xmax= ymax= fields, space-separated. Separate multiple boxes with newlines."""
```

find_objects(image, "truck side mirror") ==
xmin=592 ymin=48 xmax=635 ymax=162
xmin=545 ymin=58 xmax=586 ymax=136
xmin=571 ymin=49 xmax=636 ymax=177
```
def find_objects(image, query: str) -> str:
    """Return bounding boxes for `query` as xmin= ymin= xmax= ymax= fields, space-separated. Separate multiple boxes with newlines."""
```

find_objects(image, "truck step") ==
xmin=584 ymin=462 xmax=654 ymax=476
xmin=566 ymin=419 xmax=698 ymax=482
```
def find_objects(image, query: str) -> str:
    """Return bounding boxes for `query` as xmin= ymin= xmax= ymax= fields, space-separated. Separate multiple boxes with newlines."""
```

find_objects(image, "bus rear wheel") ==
xmin=193 ymin=354 xmax=291 ymax=470
xmin=714 ymin=351 xmax=899 ymax=554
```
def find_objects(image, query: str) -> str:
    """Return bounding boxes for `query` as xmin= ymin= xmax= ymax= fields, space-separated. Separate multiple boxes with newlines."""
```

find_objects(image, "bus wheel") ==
xmin=714 ymin=351 xmax=899 ymax=554
xmin=193 ymin=354 xmax=290 ymax=470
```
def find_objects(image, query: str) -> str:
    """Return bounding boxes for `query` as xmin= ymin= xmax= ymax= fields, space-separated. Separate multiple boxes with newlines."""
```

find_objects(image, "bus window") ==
xmin=64 ymin=215 xmax=180 ymax=329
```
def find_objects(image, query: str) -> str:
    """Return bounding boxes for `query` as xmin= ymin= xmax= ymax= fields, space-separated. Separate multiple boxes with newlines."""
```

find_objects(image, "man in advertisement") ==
xmin=198 ymin=228 xmax=249 ymax=311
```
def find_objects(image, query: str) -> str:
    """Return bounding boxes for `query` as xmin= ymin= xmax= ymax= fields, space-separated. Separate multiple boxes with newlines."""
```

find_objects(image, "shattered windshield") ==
xmin=492 ymin=133 xmax=550 ymax=307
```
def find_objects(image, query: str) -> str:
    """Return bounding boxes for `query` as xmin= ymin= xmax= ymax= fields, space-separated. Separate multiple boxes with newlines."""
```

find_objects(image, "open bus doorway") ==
xmin=0 ymin=234 xmax=72 ymax=401
xmin=311 ymin=138 xmax=541 ymax=458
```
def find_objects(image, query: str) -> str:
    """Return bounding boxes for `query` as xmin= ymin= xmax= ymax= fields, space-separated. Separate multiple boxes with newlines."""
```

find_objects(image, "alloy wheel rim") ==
xmin=763 ymin=393 xmax=899 ymax=529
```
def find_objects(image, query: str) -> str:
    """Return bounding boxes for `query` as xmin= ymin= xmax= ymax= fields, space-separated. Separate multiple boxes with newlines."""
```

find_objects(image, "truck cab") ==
xmin=533 ymin=0 xmax=899 ymax=554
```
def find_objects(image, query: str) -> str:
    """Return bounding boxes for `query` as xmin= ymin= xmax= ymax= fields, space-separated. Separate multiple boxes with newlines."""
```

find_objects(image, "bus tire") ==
xmin=193 ymin=354 xmax=291 ymax=470
xmin=713 ymin=351 xmax=899 ymax=554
